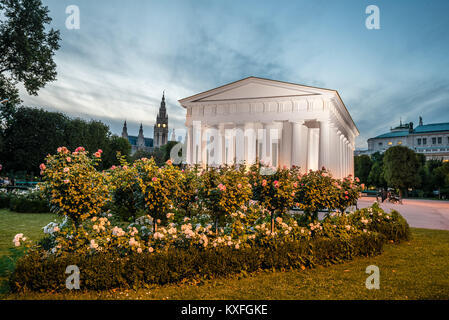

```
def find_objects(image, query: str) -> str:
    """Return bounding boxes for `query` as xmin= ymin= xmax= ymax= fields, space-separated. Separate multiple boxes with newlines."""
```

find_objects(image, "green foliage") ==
xmin=383 ymin=146 xmax=421 ymax=195
xmin=354 ymin=155 xmax=372 ymax=185
xmin=0 ymin=190 xmax=49 ymax=213
xmin=349 ymin=202 xmax=411 ymax=242
xmin=0 ymin=107 xmax=132 ymax=174
xmin=9 ymin=232 xmax=384 ymax=292
xmin=40 ymin=147 xmax=110 ymax=224
xmin=200 ymin=165 xmax=252 ymax=233
xmin=0 ymin=0 xmax=60 ymax=96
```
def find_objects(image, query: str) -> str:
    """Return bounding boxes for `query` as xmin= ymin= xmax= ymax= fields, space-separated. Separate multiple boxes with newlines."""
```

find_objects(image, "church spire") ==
xmin=121 ymin=120 xmax=128 ymax=139
xmin=138 ymin=123 xmax=144 ymax=136
xmin=137 ymin=123 xmax=145 ymax=148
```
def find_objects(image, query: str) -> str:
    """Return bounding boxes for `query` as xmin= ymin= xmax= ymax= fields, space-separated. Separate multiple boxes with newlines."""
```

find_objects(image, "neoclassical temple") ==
xmin=179 ymin=77 xmax=359 ymax=179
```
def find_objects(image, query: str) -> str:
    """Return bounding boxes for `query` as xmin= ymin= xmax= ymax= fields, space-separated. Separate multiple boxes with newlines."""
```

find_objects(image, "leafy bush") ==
xmin=200 ymin=165 xmax=252 ymax=234
xmin=349 ymin=202 xmax=411 ymax=242
xmin=40 ymin=146 xmax=110 ymax=224
xmin=9 ymin=232 xmax=384 ymax=292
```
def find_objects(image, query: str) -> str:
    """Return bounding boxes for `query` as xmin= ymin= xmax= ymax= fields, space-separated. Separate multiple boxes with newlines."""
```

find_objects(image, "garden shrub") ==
xmin=9 ymin=196 xmax=49 ymax=213
xmin=0 ymin=189 xmax=49 ymax=213
xmin=0 ymin=191 xmax=10 ymax=208
xmin=40 ymin=146 xmax=110 ymax=224
xmin=348 ymin=202 xmax=410 ymax=242
xmin=9 ymin=232 xmax=384 ymax=292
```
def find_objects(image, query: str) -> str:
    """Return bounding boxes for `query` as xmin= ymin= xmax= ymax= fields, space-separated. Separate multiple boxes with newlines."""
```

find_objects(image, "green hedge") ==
xmin=0 ymin=192 xmax=49 ymax=213
xmin=10 ymin=232 xmax=385 ymax=292
xmin=9 ymin=197 xmax=49 ymax=213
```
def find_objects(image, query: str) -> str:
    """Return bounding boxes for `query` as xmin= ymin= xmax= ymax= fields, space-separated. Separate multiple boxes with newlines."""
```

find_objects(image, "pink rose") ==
xmin=39 ymin=163 xmax=46 ymax=171
xmin=152 ymin=177 xmax=158 ymax=182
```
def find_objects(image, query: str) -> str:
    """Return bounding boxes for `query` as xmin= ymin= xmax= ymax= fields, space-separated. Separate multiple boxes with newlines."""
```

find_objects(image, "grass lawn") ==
xmin=0 ymin=209 xmax=58 ymax=257
xmin=1 ymin=210 xmax=449 ymax=300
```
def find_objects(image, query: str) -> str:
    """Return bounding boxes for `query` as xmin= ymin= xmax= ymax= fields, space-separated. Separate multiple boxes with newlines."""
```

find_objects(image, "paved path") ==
xmin=357 ymin=197 xmax=449 ymax=231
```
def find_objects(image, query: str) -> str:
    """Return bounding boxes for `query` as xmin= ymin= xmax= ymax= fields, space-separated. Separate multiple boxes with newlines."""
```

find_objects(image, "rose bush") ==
xmin=40 ymin=147 xmax=110 ymax=225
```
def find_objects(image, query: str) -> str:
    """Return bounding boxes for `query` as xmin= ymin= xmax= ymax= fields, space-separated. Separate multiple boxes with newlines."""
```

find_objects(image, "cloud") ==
xmin=15 ymin=0 xmax=449 ymax=150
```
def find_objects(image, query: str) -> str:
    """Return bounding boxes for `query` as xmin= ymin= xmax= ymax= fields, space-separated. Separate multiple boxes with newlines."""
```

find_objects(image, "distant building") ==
xmin=121 ymin=121 xmax=153 ymax=154
xmin=366 ymin=117 xmax=449 ymax=161
xmin=121 ymin=93 xmax=172 ymax=155
xmin=154 ymin=92 xmax=169 ymax=148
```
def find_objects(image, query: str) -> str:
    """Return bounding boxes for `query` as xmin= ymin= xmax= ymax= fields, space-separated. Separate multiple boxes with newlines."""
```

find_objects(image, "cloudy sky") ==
xmin=17 ymin=0 xmax=449 ymax=148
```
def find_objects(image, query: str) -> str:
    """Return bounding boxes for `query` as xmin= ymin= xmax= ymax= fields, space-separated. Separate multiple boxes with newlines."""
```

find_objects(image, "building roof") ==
xmin=372 ymin=131 xmax=410 ymax=139
xmin=370 ymin=122 xmax=449 ymax=140
xmin=414 ymin=123 xmax=449 ymax=133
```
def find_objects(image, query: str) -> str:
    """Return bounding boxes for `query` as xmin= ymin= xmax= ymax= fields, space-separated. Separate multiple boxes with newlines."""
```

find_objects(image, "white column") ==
xmin=258 ymin=123 xmax=270 ymax=166
xmin=219 ymin=124 xmax=226 ymax=166
xmin=291 ymin=121 xmax=308 ymax=172
xmin=281 ymin=121 xmax=292 ymax=168
xmin=192 ymin=121 xmax=202 ymax=164
xmin=207 ymin=125 xmax=220 ymax=167
xmin=201 ymin=125 xmax=208 ymax=167
xmin=335 ymin=130 xmax=342 ymax=179
xmin=186 ymin=125 xmax=193 ymax=164
xmin=350 ymin=143 xmax=355 ymax=176
xmin=245 ymin=123 xmax=257 ymax=165
xmin=307 ymin=126 xmax=320 ymax=171
xmin=225 ymin=126 xmax=235 ymax=165
xmin=339 ymin=134 xmax=344 ymax=179
xmin=319 ymin=120 xmax=331 ymax=171
xmin=328 ymin=124 xmax=337 ymax=175
xmin=235 ymin=124 xmax=245 ymax=165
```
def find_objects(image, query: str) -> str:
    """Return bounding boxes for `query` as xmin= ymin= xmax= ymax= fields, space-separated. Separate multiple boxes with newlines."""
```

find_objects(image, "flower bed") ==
xmin=7 ymin=147 xmax=410 ymax=292
xmin=10 ymin=232 xmax=385 ymax=292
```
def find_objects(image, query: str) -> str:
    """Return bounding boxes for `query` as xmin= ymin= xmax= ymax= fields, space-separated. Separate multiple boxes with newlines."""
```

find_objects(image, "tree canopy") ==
xmin=382 ymin=146 xmax=421 ymax=195
xmin=0 ymin=106 xmax=131 ymax=175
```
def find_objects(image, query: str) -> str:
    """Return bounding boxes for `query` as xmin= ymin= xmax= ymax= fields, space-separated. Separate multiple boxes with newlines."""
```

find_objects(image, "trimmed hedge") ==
xmin=9 ymin=197 xmax=49 ymax=213
xmin=0 ymin=192 xmax=49 ymax=213
xmin=9 ymin=232 xmax=385 ymax=292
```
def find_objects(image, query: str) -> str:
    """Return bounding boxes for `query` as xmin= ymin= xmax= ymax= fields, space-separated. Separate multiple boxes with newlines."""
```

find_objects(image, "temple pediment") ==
xmin=179 ymin=77 xmax=334 ymax=104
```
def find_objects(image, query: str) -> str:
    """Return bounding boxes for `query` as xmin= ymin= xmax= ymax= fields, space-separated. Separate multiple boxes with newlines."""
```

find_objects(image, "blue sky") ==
xmin=16 ymin=0 xmax=449 ymax=148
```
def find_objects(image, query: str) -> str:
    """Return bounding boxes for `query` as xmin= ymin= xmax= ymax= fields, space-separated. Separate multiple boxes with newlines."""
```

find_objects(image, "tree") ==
xmin=383 ymin=146 xmax=421 ymax=197
xmin=102 ymin=135 xmax=131 ymax=169
xmin=0 ymin=107 xmax=68 ymax=174
xmin=354 ymin=155 xmax=372 ymax=185
xmin=367 ymin=152 xmax=386 ymax=188
xmin=0 ymin=107 xmax=131 ymax=175
xmin=367 ymin=161 xmax=386 ymax=188
xmin=0 ymin=0 xmax=60 ymax=99
xmin=431 ymin=162 xmax=449 ymax=199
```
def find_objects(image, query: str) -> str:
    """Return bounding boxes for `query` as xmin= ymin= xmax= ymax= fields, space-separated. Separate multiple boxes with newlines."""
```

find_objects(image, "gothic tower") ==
xmin=121 ymin=120 xmax=128 ymax=140
xmin=154 ymin=92 xmax=168 ymax=147
xmin=137 ymin=123 xmax=145 ymax=149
